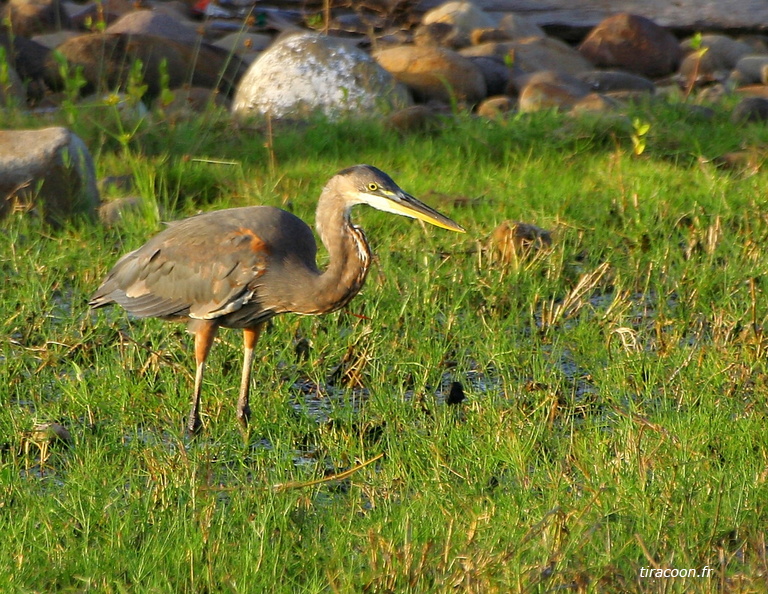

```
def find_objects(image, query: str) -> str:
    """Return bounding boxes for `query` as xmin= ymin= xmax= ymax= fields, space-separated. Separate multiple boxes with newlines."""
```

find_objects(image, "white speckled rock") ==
xmin=232 ymin=32 xmax=411 ymax=120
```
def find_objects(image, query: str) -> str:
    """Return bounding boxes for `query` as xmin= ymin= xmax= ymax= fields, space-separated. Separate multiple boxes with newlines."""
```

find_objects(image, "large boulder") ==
xmin=43 ymin=33 xmax=246 ymax=99
xmin=232 ymin=32 xmax=410 ymax=121
xmin=374 ymin=44 xmax=486 ymax=104
xmin=0 ymin=127 xmax=99 ymax=223
xmin=578 ymin=13 xmax=682 ymax=78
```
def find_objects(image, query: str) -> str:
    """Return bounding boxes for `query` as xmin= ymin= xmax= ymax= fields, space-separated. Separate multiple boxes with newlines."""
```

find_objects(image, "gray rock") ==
xmin=233 ymin=32 xmax=411 ymax=121
xmin=105 ymin=10 xmax=201 ymax=45
xmin=417 ymin=0 xmax=768 ymax=31
xmin=575 ymin=70 xmax=656 ymax=94
xmin=466 ymin=55 xmax=515 ymax=96
xmin=731 ymin=55 xmax=768 ymax=85
xmin=212 ymin=31 xmax=273 ymax=62
xmin=732 ymin=96 xmax=768 ymax=122
xmin=98 ymin=195 xmax=143 ymax=225
xmin=0 ymin=127 xmax=99 ymax=223
xmin=31 ymin=30 xmax=79 ymax=49
xmin=498 ymin=13 xmax=545 ymax=39
xmin=679 ymin=34 xmax=753 ymax=84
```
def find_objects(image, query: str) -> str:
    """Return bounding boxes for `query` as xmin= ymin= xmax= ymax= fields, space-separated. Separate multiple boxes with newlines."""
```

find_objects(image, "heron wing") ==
xmin=90 ymin=208 xmax=293 ymax=321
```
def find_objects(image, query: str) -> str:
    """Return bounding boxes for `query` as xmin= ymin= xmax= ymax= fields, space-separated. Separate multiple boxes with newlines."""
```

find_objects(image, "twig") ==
xmin=272 ymin=452 xmax=385 ymax=491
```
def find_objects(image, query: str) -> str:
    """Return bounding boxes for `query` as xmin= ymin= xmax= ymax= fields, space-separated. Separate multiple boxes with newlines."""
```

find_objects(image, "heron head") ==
xmin=337 ymin=164 xmax=465 ymax=233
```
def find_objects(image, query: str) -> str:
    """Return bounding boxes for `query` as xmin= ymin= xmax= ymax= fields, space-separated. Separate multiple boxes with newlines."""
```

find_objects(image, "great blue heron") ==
xmin=91 ymin=165 xmax=465 ymax=435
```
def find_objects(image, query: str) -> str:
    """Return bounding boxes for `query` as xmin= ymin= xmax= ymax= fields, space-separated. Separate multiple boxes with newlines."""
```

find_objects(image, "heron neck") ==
xmin=312 ymin=192 xmax=371 ymax=314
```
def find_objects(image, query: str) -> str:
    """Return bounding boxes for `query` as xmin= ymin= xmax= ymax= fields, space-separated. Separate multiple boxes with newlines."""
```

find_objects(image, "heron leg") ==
xmin=187 ymin=321 xmax=219 ymax=436
xmin=237 ymin=324 xmax=263 ymax=429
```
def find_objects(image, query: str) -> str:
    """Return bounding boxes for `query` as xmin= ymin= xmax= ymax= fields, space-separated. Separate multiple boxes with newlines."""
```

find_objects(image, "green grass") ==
xmin=2 ymin=99 xmax=768 ymax=592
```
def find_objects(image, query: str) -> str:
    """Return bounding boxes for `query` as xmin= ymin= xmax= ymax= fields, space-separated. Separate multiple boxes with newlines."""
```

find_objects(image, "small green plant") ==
xmin=689 ymin=31 xmax=705 ymax=51
xmin=82 ymin=0 xmax=107 ymax=32
xmin=157 ymin=59 xmax=175 ymax=108
xmin=306 ymin=12 xmax=323 ymax=30
xmin=125 ymin=59 xmax=148 ymax=107
xmin=0 ymin=46 xmax=14 ymax=108
xmin=630 ymin=117 xmax=651 ymax=156
xmin=53 ymin=51 xmax=87 ymax=125
xmin=684 ymin=32 xmax=710 ymax=99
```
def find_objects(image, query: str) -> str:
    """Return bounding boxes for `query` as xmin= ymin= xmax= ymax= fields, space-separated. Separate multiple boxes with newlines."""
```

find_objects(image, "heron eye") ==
xmin=367 ymin=182 xmax=379 ymax=192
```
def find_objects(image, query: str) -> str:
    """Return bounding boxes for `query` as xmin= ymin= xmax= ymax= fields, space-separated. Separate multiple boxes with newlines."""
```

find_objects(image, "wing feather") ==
xmin=90 ymin=207 xmax=277 ymax=321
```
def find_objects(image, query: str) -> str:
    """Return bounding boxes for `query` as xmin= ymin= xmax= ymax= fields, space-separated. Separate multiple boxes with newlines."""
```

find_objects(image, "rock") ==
xmin=0 ymin=63 xmax=27 ymax=106
xmin=212 ymin=31 xmax=273 ymax=62
xmin=0 ymin=127 xmax=100 ymax=223
xmin=0 ymin=31 xmax=50 ymax=84
xmin=518 ymin=70 xmax=591 ymax=112
xmin=680 ymin=33 xmax=753 ymax=61
xmin=679 ymin=35 xmax=752 ymax=84
xmin=470 ymin=28 xmax=512 ymax=46
xmin=466 ymin=55 xmax=514 ymax=95
xmin=462 ymin=36 xmax=593 ymax=76
xmin=491 ymin=220 xmax=551 ymax=265
xmin=30 ymin=422 xmax=72 ymax=444
xmin=578 ymin=13 xmax=681 ymax=78
xmin=105 ymin=10 xmax=201 ymax=45
xmin=1 ymin=0 xmax=71 ymax=37
xmin=575 ymin=70 xmax=656 ymax=94
xmin=476 ymin=95 xmax=515 ymax=118
xmin=695 ymin=84 xmax=730 ymax=104
xmin=413 ymin=22 xmax=466 ymax=49
xmin=713 ymin=149 xmax=764 ymax=174
xmin=98 ymin=195 xmax=143 ymax=225
xmin=374 ymin=44 xmax=486 ymax=104
xmin=156 ymin=86 xmax=230 ymax=117
xmin=233 ymin=32 xmax=410 ymax=121
xmin=731 ymin=55 xmax=768 ymax=85
xmin=31 ymin=30 xmax=78 ymax=49
xmin=386 ymin=105 xmax=443 ymax=133
xmin=742 ymin=84 xmax=768 ymax=100
xmin=568 ymin=92 xmax=618 ymax=115
xmin=498 ymin=13 xmax=545 ymax=39
xmin=44 ymin=33 xmax=246 ymax=99
xmin=418 ymin=0 xmax=768 ymax=31
xmin=422 ymin=1 xmax=497 ymax=38
xmin=732 ymin=97 xmax=768 ymax=122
